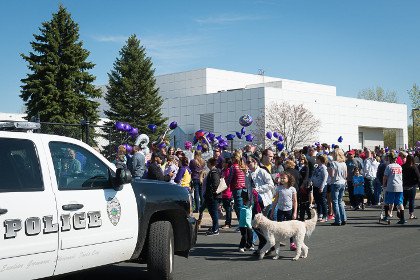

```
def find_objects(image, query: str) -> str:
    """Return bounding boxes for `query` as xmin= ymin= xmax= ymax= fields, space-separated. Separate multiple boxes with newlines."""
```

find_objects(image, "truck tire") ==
xmin=147 ymin=221 xmax=174 ymax=280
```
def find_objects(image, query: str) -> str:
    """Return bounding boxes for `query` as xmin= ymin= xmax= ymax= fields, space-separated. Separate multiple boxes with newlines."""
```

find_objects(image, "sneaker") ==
xmin=235 ymin=227 xmax=241 ymax=232
xmin=206 ymin=230 xmax=219 ymax=236
xmin=409 ymin=214 xmax=417 ymax=219
xmin=341 ymin=221 xmax=346 ymax=225
xmin=249 ymin=245 xmax=255 ymax=251
xmin=290 ymin=243 xmax=297 ymax=251
xmin=239 ymin=248 xmax=245 ymax=253
xmin=221 ymin=224 xmax=231 ymax=229
xmin=328 ymin=214 xmax=335 ymax=221
xmin=396 ymin=220 xmax=407 ymax=225
xmin=381 ymin=216 xmax=389 ymax=222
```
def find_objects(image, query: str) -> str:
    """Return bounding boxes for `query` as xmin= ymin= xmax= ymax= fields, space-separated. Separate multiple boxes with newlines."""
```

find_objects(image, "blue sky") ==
xmin=1 ymin=0 xmax=419 ymax=117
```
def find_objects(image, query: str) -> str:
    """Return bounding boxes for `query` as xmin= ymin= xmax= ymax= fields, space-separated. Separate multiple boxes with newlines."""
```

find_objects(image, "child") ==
xmin=164 ymin=155 xmax=178 ymax=184
xmin=271 ymin=172 xmax=298 ymax=251
xmin=352 ymin=167 xmax=365 ymax=210
xmin=239 ymin=191 xmax=253 ymax=252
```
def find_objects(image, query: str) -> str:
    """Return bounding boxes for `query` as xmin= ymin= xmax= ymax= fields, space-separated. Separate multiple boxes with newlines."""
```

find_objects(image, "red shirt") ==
xmin=229 ymin=163 xmax=246 ymax=190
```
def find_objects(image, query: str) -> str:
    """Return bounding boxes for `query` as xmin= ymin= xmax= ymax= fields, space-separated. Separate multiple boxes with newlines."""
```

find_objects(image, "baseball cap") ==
xmin=388 ymin=151 xmax=398 ymax=159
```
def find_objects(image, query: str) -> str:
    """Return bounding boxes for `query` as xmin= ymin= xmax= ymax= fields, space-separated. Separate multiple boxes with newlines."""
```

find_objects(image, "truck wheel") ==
xmin=147 ymin=221 xmax=174 ymax=280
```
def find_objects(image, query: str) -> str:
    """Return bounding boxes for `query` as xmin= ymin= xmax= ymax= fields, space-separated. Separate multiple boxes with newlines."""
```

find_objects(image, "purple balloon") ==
xmin=207 ymin=132 xmax=215 ymax=142
xmin=332 ymin=144 xmax=335 ymax=149
xmin=216 ymin=135 xmax=223 ymax=142
xmin=338 ymin=136 xmax=343 ymax=143
xmin=124 ymin=144 xmax=133 ymax=154
xmin=276 ymin=143 xmax=284 ymax=151
xmin=239 ymin=114 xmax=253 ymax=127
xmin=266 ymin=131 xmax=272 ymax=139
xmin=148 ymin=124 xmax=157 ymax=133
xmin=236 ymin=132 xmax=243 ymax=139
xmin=129 ymin=127 xmax=139 ymax=136
xmin=197 ymin=144 xmax=203 ymax=151
xmin=273 ymin=132 xmax=279 ymax=139
xmin=278 ymin=135 xmax=284 ymax=141
xmin=226 ymin=134 xmax=235 ymax=140
xmin=193 ymin=136 xmax=198 ymax=144
xmin=416 ymin=141 xmax=420 ymax=147
xmin=124 ymin=123 xmax=132 ymax=132
xmin=169 ymin=121 xmax=178 ymax=130
xmin=245 ymin=134 xmax=254 ymax=142
xmin=385 ymin=146 xmax=389 ymax=152
xmin=115 ymin=121 xmax=125 ymax=131
xmin=241 ymin=127 xmax=246 ymax=135
xmin=158 ymin=142 xmax=166 ymax=149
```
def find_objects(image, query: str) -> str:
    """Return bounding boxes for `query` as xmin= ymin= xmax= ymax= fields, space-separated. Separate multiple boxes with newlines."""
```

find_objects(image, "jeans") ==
xmin=191 ymin=179 xmax=202 ymax=212
xmin=331 ymin=183 xmax=347 ymax=224
xmin=364 ymin=178 xmax=375 ymax=205
xmin=347 ymin=181 xmax=355 ymax=207
xmin=232 ymin=188 xmax=244 ymax=222
xmin=221 ymin=198 xmax=233 ymax=226
xmin=314 ymin=187 xmax=328 ymax=219
xmin=239 ymin=227 xmax=253 ymax=249
xmin=403 ymin=186 xmax=417 ymax=214
xmin=207 ymin=198 xmax=219 ymax=232
xmin=373 ymin=178 xmax=382 ymax=205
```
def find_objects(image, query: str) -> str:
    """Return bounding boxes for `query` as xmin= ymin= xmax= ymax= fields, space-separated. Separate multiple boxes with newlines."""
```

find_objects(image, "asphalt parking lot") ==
xmin=60 ymin=199 xmax=420 ymax=280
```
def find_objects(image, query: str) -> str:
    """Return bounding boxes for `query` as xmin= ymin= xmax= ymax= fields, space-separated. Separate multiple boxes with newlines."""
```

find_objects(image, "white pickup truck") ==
xmin=0 ymin=124 xmax=197 ymax=280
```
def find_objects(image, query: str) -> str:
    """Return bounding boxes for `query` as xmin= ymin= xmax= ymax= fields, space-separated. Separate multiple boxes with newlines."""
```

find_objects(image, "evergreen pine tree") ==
xmin=20 ymin=5 xmax=100 ymax=138
xmin=104 ymin=35 xmax=167 ymax=156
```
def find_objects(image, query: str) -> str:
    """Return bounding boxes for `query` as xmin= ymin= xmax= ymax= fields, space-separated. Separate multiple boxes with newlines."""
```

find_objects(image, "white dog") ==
xmin=252 ymin=209 xmax=317 ymax=261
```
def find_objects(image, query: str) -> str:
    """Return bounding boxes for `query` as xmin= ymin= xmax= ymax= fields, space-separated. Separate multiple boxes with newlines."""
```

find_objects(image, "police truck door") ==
xmin=45 ymin=139 xmax=138 ymax=276
xmin=0 ymin=133 xmax=58 ymax=279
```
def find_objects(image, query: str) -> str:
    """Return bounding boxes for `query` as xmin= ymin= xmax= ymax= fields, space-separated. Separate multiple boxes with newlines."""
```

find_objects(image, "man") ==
xmin=147 ymin=152 xmax=173 ymax=182
xmin=261 ymin=149 xmax=275 ymax=174
xmin=65 ymin=148 xmax=81 ymax=174
xmin=363 ymin=150 xmax=379 ymax=206
xmin=130 ymin=145 xmax=146 ymax=179
xmin=245 ymin=154 xmax=275 ymax=254
xmin=382 ymin=151 xmax=406 ymax=224
xmin=212 ymin=147 xmax=224 ymax=170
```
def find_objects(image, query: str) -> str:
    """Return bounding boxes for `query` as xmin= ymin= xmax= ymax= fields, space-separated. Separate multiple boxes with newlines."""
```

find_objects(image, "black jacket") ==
xmin=402 ymin=163 xmax=420 ymax=188
xmin=147 ymin=162 xmax=170 ymax=182
xmin=204 ymin=168 xmax=221 ymax=200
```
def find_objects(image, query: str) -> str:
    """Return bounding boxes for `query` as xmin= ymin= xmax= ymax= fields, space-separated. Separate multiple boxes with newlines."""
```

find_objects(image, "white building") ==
xmin=156 ymin=68 xmax=408 ymax=150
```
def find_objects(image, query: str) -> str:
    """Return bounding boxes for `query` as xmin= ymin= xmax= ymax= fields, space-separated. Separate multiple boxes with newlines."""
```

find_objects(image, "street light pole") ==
xmin=413 ymin=108 xmax=419 ymax=148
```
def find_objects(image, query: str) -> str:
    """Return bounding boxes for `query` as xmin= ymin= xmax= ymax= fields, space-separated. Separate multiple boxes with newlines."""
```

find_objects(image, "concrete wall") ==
xmin=157 ymin=68 xmax=408 ymax=150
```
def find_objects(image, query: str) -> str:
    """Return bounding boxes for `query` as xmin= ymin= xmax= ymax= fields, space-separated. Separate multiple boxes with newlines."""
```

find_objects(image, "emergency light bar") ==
xmin=0 ymin=121 xmax=41 ymax=131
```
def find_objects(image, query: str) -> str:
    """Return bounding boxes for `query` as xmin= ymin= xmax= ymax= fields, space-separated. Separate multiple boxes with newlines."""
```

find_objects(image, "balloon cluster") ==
xmin=115 ymin=121 xmax=139 ymax=138
xmin=265 ymin=131 xmax=285 ymax=151
xmin=115 ymin=121 xmax=140 ymax=153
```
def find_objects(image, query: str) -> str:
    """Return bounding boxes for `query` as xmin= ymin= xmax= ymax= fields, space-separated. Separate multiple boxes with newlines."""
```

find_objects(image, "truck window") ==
xmin=0 ymin=138 xmax=44 ymax=192
xmin=49 ymin=142 xmax=112 ymax=190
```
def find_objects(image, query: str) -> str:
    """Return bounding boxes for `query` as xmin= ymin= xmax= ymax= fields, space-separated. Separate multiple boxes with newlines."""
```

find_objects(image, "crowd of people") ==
xmin=113 ymin=140 xmax=420 ymax=254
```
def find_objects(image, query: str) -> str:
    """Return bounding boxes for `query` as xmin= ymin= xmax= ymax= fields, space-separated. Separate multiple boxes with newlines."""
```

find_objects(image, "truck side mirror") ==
xmin=113 ymin=168 xmax=132 ymax=190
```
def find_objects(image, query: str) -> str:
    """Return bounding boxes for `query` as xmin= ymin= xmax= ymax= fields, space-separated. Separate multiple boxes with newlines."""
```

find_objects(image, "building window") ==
xmin=359 ymin=132 xmax=364 ymax=147
xmin=200 ymin=113 xmax=214 ymax=132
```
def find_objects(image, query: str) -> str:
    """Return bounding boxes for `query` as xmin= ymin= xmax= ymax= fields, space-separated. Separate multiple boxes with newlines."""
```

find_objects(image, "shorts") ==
xmin=384 ymin=192 xmax=403 ymax=205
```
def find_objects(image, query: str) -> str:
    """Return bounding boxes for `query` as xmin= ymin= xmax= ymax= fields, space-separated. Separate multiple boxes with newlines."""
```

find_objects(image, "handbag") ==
xmin=216 ymin=177 xmax=228 ymax=194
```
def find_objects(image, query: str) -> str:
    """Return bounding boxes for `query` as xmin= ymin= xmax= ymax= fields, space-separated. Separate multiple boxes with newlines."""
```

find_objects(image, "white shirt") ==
xmin=246 ymin=166 xmax=275 ymax=207
xmin=363 ymin=157 xmax=379 ymax=179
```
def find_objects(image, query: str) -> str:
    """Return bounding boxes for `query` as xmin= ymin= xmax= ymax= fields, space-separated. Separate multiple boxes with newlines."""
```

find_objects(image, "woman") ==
xmin=402 ymin=154 xmax=420 ymax=219
xmin=228 ymin=151 xmax=246 ymax=223
xmin=204 ymin=158 xmax=221 ymax=236
xmin=189 ymin=150 xmax=205 ymax=212
xmin=174 ymin=157 xmax=192 ymax=189
xmin=298 ymin=155 xmax=311 ymax=221
xmin=311 ymin=155 xmax=328 ymax=222
xmin=328 ymin=149 xmax=348 ymax=226
xmin=221 ymin=157 xmax=233 ymax=228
